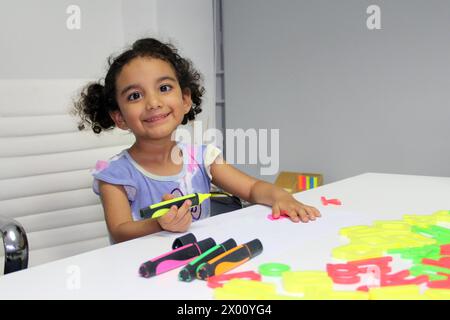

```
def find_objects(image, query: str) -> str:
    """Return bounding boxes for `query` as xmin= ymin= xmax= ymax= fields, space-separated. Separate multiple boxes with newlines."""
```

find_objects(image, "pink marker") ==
xmin=139 ymin=238 xmax=215 ymax=278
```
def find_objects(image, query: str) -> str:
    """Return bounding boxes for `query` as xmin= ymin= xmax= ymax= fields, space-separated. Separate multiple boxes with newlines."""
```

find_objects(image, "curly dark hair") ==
xmin=73 ymin=38 xmax=205 ymax=134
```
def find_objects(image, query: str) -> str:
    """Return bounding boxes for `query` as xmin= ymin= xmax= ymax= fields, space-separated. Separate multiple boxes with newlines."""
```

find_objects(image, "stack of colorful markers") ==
xmin=297 ymin=175 xmax=319 ymax=191
xmin=138 ymin=233 xmax=263 ymax=283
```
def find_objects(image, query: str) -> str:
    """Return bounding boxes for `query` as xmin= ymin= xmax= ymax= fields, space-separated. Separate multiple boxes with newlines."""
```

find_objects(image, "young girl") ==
xmin=74 ymin=38 xmax=321 ymax=243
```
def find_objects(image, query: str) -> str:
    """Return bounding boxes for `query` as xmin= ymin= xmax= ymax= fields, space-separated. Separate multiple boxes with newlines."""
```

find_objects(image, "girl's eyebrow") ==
xmin=119 ymin=76 xmax=177 ymax=96
xmin=156 ymin=76 xmax=177 ymax=83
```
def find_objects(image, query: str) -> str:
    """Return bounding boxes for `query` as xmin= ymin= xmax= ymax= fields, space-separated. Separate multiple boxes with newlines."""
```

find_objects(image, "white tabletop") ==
xmin=0 ymin=172 xmax=449 ymax=299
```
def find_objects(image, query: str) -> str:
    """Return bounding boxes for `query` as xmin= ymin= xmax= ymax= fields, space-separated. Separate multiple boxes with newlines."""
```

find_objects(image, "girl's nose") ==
xmin=145 ymin=93 xmax=162 ymax=110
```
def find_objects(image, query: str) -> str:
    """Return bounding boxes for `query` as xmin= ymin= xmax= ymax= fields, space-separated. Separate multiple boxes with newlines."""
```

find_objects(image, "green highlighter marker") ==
xmin=140 ymin=193 xmax=220 ymax=219
xmin=178 ymin=238 xmax=237 ymax=282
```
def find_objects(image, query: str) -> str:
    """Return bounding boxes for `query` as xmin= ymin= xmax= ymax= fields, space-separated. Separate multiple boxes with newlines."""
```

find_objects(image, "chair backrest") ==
xmin=0 ymin=79 xmax=135 ymax=268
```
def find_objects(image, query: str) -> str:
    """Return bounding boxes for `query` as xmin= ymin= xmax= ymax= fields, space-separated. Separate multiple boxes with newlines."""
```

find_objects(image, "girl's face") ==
xmin=111 ymin=57 xmax=192 ymax=141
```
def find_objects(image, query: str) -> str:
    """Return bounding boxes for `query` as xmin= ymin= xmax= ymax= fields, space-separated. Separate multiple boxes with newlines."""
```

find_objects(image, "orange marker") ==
xmin=196 ymin=239 xmax=263 ymax=280
xmin=298 ymin=175 xmax=306 ymax=191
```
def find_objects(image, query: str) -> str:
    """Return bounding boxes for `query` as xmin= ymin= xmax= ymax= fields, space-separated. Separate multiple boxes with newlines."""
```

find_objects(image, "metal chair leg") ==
xmin=0 ymin=216 xmax=28 ymax=274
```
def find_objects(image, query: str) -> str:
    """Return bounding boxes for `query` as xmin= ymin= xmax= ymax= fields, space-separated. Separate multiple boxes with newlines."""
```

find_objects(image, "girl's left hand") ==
xmin=272 ymin=194 xmax=321 ymax=223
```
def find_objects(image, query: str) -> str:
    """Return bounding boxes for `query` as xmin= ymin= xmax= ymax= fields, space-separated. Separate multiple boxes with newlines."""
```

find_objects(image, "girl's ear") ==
xmin=109 ymin=110 xmax=129 ymax=130
xmin=182 ymin=88 xmax=193 ymax=114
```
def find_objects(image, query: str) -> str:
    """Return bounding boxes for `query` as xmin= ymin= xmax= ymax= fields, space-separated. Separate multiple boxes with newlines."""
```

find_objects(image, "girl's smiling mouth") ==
xmin=143 ymin=112 xmax=171 ymax=124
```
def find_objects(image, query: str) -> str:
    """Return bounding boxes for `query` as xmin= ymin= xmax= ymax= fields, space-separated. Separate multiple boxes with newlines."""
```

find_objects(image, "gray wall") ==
xmin=223 ymin=0 xmax=450 ymax=183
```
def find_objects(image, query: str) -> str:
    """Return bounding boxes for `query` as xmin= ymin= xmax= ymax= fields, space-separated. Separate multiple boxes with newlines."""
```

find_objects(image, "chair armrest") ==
xmin=0 ymin=216 xmax=28 ymax=274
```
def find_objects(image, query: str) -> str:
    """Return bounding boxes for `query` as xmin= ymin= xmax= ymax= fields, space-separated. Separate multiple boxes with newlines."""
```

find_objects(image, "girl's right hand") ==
xmin=156 ymin=194 xmax=192 ymax=232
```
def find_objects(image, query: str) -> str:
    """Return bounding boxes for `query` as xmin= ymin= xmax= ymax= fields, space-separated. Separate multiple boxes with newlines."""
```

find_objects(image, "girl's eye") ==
xmin=127 ymin=92 xmax=142 ymax=101
xmin=160 ymin=85 xmax=172 ymax=93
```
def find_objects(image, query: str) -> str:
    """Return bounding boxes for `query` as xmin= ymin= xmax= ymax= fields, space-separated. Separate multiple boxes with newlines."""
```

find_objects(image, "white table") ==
xmin=0 ymin=173 xmax=449 ymax=299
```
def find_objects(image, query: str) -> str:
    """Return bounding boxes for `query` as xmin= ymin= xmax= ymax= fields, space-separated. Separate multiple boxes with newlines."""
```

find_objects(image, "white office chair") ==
xmin=0 ymin=79 xmax=135 ymax=273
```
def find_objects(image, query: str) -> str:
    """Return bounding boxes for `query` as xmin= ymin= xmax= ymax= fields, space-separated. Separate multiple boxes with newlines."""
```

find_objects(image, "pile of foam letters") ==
xmin=209 ymin=210 xmax=450 ymax=300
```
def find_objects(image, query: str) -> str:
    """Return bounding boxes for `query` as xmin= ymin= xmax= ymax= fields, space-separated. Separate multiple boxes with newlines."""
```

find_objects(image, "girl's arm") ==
xmin=99 ymin=181 xmax=191 ymax=243
xmin=210 ymin=159 xmax=321 ymax=223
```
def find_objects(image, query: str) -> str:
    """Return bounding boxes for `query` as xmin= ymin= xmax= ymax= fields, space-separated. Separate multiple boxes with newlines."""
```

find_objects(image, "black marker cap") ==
xmin=196 ymin=237 xmax=216 ymax=253
xmin=221 ymin=238 xmax=238 ymax=251
xmin=172 ymin=233 xmax=197 ymax=249
xmin=245 ymin=239 xmax=263 ymax=258
xmin=178 ymin=264 xmax=196 ymax=282
xmin=139 ymin=264 xmax=150 ymax=278
xmin=196 ymin=263 xmax=212 ymax=281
